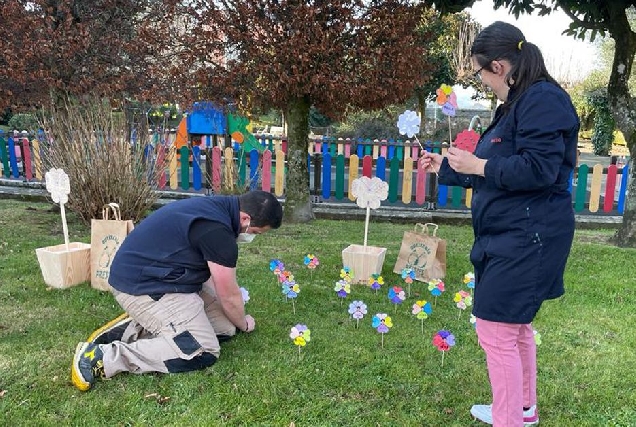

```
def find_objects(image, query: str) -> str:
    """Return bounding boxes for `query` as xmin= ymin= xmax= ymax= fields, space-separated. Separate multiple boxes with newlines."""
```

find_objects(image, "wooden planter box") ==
xmin=341 ymin=244 xmax=387 ymax=284
xmin=35 ymin=242 xmax=91 ymax=289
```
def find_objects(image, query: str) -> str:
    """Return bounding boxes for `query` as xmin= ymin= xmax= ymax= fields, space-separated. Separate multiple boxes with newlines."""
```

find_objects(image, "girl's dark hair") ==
xmin=471 ymin=21 xmax=559 ymax=109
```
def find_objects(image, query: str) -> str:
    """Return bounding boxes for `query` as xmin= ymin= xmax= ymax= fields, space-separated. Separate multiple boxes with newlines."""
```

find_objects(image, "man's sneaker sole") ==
xmin=71 ymin=342 xmax=91 ymax=391
xmin=87 ymin=313 xmax=130 ymax=344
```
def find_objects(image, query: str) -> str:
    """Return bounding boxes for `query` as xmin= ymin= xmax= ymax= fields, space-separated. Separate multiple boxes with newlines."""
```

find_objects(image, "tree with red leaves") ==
xmin=1 ymin=0 xmax=475 ymax=222
xmin=0 ymin=0 xmax=164 ymax=109
xmin=159 ymin=0 xmax=474 ymax=222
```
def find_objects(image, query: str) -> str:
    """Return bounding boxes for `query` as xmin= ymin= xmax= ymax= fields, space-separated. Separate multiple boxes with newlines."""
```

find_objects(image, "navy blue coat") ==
xmin=439 ymin=80 xmax=579 ymax=323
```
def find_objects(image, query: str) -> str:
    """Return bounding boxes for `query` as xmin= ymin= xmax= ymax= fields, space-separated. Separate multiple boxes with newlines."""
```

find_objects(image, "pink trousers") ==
xmin=476 ymin=318 xmax=537 ymax=427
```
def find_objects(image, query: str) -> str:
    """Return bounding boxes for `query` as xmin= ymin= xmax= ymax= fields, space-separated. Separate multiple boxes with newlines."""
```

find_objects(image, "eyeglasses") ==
xmin=473 ymin=64 xmax=487 ymax=80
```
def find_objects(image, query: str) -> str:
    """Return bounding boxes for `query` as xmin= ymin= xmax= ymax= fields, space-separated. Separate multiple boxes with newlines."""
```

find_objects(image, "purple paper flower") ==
xmin=348 ymin=301 xmax=368 ymax=320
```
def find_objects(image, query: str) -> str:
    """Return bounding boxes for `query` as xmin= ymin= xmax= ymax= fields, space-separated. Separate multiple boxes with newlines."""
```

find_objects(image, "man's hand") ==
xmin=244 ymin=314 xmax=256 ymax=333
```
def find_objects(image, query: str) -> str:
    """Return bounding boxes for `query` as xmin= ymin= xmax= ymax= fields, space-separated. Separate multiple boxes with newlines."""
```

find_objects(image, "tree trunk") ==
xmin=283 ymin=95 xmax=314 ymax=223
xmin=607 ymin=3 xmax=636 ymax=247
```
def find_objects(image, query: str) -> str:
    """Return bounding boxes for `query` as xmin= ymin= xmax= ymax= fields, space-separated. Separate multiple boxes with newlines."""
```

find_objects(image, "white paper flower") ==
xmin=397 ymin=110 xmax=421 ymax=138
xmin=240 ymin=287 xmax=250 ymax=304
xmin=350 ymin=176 xmax=388 ymax=209
xmin=45 ymin=168 xmax=70 ymax=205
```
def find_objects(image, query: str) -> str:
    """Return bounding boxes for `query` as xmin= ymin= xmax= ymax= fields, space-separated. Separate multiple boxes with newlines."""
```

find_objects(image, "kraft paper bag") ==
xmin=90 ymin=203 xmax=134 ymax=291
xmin=393 ymin=223 xmax=446 ymax=282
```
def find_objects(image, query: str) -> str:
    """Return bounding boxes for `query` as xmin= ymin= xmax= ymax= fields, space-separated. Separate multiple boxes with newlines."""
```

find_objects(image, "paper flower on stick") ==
xmin=290 ymin=324 xmax=311 ymax=357
xmin=340 ymin=267 xmax=353 ymax=283
xmin=428 ymin=279 xmax=445 ymax=305
xmin=44 ymin=168 xmax=71 ymax=248
xmin=453 ymin=290 xmax=473 ymax=318
xmin=282 ymin=281 xmax=299 ymax=298
xmin=432 ymin=330 xmax=456 ymax=366
xmin=278 ymin=270 xmax=294 ymax=284
xmin=269 ymin=259 xmax=284 ymax=275
xmin=368 ymin=274 xmax=384 ymax=293
xmin=303 ymin=254 xmax=319 ymax=270
xmin=334 ymin=279 xmax=351 ymax=301
xmin=388 ymin=286 xmax=406 ymax=313
xmin=240 ymin=287 xmax=250 ymax=305
xmin=282 ymin=279 xmax=300 ymax=314
xmin=351 ymin=176 xmax=388 ymax=210
xmin=397 ymin=110 xmax=421 ymax=138
xmin=412 ymin=300 xmax=432 ymax=335
xmin=412 ymin=300 xmax=432 ymax=319
xmin=348 ymin=300 xmax=367 ymax=328
xmin=350 ymin=176 xmax=389 ymax=247
xmin=270 ymin=259 xmax=285 ymax=285
xmin=454 ymin=290 xmax=472 ymax=310
xmin=436 ymin=84 xmax=458 ymax=117
xmin=372 ymin=313 xmax=393 ymax=348
xmin=401 ymin=268 xmax=416 ymax=297
xmin=463 ymin=272 xmax=475 ymax=289
xmin=454 ymin=130 xmax=480 ymax=153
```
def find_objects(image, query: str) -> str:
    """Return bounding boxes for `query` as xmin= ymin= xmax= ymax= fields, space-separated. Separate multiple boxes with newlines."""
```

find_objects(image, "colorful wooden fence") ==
xmin=1 ymin=135 xmax=630 ymax=215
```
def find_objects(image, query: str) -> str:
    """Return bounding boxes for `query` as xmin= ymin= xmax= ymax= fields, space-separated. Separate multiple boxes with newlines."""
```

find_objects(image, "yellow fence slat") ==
xmin=348 ymin=155 xmax=359 ymax=201
xmin=588 ymin=164 xmax=603 ymax=212
xmin=275 ymin=150 xmax=285 ymax=197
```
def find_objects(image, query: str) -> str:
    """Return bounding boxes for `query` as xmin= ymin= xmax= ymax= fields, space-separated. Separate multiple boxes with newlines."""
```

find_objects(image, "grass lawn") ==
xmin=1 ymin=199 xmax=635 ymax=426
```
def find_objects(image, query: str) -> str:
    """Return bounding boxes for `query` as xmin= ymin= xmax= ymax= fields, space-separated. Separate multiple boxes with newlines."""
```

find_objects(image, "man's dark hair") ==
xmin=238 ymin=191 xmax=283 ymax=229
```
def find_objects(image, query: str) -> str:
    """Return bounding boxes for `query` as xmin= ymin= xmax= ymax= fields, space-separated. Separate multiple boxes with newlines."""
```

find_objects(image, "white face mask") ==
xmin=237 ymin=221 xmax=256 ymax=244
xmin=236 ymin=232 xmax=256 ymax=244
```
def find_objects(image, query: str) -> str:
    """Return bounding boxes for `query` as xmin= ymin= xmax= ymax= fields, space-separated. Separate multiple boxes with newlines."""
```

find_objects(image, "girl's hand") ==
xmin=420 ymin=152 xmax=443 ymax=174
xmin=446 ymin=147 xmax=486 ymax=176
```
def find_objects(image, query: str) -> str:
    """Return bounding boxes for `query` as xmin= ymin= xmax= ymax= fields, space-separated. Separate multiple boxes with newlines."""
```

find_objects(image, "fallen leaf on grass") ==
xmin=144 ymin=393 xmax=170 ymax=405
xmin=0 ymin=390 xmax=7 ymax=398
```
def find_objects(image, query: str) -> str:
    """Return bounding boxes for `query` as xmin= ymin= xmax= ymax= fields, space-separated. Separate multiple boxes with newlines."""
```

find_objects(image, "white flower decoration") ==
xmin=45 ymin=168 xmax=70 ymax=205
xmin=397 ymin=110 xmax=421 ymax=138
xmin=240 ymin=287 xmax=250 ymax=304
xmin=350 ymin=176 xmax=388 ymax=209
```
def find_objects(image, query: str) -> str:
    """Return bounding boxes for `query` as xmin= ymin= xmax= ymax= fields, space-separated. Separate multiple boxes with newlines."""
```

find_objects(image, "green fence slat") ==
xmin=396 ymin=146 xmax=403 ymax=161
xmin=180 ymin=146 xmax=189 ymax=190
xmin=0 ymin=137 xmax=9 ymax=178
xmin=574 ymin=164 xmax=588 ymax=212
xmin=452 ymin=186 xmax=463 ymax=208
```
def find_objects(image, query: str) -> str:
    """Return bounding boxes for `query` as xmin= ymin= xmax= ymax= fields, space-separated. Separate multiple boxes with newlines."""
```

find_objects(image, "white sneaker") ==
xmin=470 ymin=404 xmax=539 ymax=425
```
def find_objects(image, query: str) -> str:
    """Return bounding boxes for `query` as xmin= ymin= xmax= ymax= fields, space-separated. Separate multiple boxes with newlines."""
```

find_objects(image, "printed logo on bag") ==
xmin=405 ymin=243 xmax=432 ymax=276
xmin=95 ymin=234 xmax=121 ymax=279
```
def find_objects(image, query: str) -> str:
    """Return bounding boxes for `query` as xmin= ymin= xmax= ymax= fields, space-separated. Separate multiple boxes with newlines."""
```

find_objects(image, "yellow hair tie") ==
xmin=518 ymin=40 xmax=524 ymax=50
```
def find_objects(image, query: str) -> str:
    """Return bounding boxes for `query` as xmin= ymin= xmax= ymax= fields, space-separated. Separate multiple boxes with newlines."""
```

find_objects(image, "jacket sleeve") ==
xmin=483 ymin=88 xmax=577 ymax=191
xmin=438 ymin=157 xmax=473 ymax=188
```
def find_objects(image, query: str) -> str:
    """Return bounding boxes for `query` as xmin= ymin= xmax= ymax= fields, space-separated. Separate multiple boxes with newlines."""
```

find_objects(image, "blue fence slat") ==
xmin=8 ymin=137 xmax=19 ymax=178
xmin=322 ymin=153 xmax=332 ymax=200
xmin=617 ymin=163 xmax=629 ymax=214
xmin=376 ymin=157 xmax=386 ymax=181
xmin=192 ymin=146 xmax=202 ymax=190
xmin=438 ymin=185 xmax=448 ymax=207
xmin=249 ymin=149 xmax=259 ymax=190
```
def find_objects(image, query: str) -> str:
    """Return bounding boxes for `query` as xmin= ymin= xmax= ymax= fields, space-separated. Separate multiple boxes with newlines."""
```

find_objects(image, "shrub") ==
xmin=38 ymin=98 xmax=171 ymax=223
xmin=8 ymin=113 xmax=39 ymax=134
xmin=586 ymin=90 xmax=615 ymax=156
